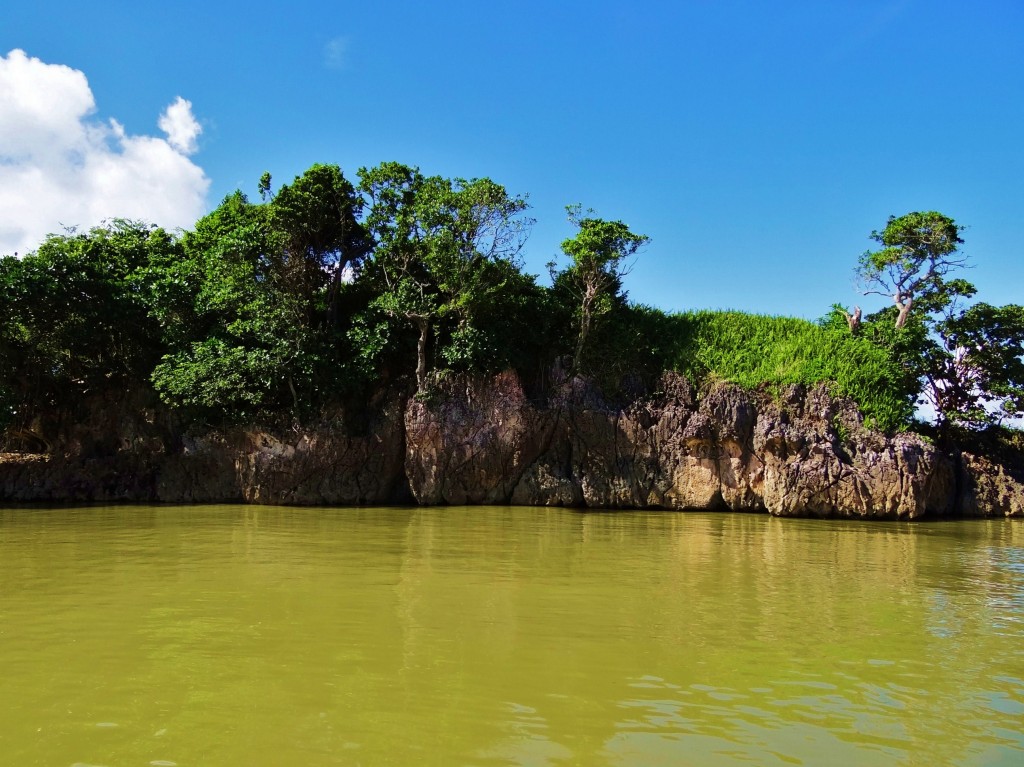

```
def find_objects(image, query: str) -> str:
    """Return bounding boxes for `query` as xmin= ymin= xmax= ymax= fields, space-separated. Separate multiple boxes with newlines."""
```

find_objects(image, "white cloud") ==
xmin=324 ymin=36 xmax=349 ymax=70
xmin=0 ymin=49 xmax=210 ymax=256
xmin=158 ymin=96 xmax=202 ymax=155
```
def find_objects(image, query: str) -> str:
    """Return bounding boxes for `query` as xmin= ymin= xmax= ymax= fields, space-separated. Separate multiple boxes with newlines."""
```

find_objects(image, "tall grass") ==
xmin=627 ymin=308 xmax=914 ymax=432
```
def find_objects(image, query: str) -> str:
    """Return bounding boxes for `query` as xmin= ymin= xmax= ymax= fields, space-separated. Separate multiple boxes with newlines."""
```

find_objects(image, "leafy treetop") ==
xmin=857 ymin=211 xmax=969 ymax=329
xmin=552 ymin=205 xmax=649 ymax=373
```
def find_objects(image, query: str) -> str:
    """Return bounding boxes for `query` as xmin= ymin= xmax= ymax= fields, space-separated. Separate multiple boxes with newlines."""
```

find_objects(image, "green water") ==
xmin=0 ymin=506 xmax=1021 ymax=766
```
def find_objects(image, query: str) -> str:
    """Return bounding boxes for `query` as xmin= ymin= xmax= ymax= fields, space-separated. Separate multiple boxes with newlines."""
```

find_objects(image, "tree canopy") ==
xmin=358 ymin=163 xmax=535 ymax=390
xmin=857 ymin=211 xmax=969 ymax=329
xmin=550 ymin=205 xmax=649 ymax=374
xmin=846 ymin=211 xmax=1024 ymax=431
xmin=1 ymin=163 xmax=1021 ymax=448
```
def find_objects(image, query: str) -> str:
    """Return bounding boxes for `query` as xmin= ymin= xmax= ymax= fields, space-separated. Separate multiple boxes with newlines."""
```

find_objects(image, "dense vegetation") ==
xmin=1 ymin=164 xmax=1021 ymax=448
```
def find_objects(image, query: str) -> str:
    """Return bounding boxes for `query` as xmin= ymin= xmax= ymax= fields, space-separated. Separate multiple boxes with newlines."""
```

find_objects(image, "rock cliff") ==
xmin=1 ymin=372 xmax=1021 ymax=518
xmin=403 ymin=372 xmax=970 ymax=519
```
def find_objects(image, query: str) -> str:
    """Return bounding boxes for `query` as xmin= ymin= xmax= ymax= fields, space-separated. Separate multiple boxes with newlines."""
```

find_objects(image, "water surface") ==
xmin=1 ymin=506 xmax=1022 ymax=765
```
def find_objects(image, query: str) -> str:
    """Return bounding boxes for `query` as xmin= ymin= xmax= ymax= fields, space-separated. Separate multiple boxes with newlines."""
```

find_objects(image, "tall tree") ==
xmin=147 ymin=191 xmax=294 ymax=419
xmin=269 ymin=164 xmax=371 ymax=325
xmin=856 ymin=211 xmax=968 ymax=329
xmin=551 ymin=205 xmax=649 ymax=373
xmin=358 ymin=162 xmax=532 ymax=390
xmin=145 ymin=165 xmax=373 ymax=422
xmin=850 ymin=211 xmax=1024 ymax=430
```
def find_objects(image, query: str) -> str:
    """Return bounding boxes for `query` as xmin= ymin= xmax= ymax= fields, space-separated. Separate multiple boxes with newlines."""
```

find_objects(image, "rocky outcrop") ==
xmin=0 ymin=451 xmax=160 ymax=503
xmin=404 ymin=372 xmax=965 ymax=519
xmin=156 ymin=405 xmax=409 ymax=505
xmin=957 ymin=453 xmax=1024 ymax=517
xmin=404 ymin=371 xmax=556 ymax=505
xmin=0 ymin=401 xmax=409 ymax=506
xmin=1 ymin=372 xmax=1021 ymax=518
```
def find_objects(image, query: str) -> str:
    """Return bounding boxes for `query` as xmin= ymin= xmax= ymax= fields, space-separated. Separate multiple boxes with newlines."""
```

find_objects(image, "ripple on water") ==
xmin=2 ymin=506 xmax=1022 ymax=765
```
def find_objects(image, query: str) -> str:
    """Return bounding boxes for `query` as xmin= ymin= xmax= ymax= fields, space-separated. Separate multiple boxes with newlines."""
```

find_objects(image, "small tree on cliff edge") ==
xmin=550 ymin=205 xmax=649 ymax=375
xmin=925 ymin=302 xmax=1024 ymax=428
xmin=856 ymin=211 xmax=970 ymax=329
xmin=847 ymin=211 xmax=1024 ymax=430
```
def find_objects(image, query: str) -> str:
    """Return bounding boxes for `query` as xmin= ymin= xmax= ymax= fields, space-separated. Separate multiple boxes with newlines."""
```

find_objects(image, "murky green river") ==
xmin=0 ymin=506 xmax=1021 ymax=766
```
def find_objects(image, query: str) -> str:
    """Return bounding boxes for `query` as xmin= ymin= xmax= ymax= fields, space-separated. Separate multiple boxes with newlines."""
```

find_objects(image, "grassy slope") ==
xmin=629 ymin=308 xmax=914 ymax=432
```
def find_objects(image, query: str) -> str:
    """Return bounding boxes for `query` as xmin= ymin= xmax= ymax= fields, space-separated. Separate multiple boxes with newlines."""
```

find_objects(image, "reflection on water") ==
xmin=0 ymin=506 xmax=1022 ymax=765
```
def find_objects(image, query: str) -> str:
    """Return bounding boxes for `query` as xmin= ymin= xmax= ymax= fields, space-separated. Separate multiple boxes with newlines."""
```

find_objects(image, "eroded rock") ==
xmin=0 ymin=372 xmax=1020 ymax=518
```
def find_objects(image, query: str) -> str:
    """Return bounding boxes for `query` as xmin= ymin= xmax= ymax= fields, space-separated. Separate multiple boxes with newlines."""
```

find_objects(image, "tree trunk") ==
xmin=894 ymin=294 xmax=913 ymax=329
xmin=326 ymin=260 xmax=344 ymax=328
xmin=844 ymin=306 xmax=861 ymax=333
xmin=415 ymin=317 xmax=430 ymax=391
xmin=287 ymin=375 xmax=299 ymax=414
xmin=572 ymin=305 xmax=591 ymax=374
xmin=572 ymin=283 xmax=599 ymax=374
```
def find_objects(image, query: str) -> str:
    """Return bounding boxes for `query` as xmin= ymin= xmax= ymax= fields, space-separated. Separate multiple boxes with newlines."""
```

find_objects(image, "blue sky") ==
xmin=2 ymin=0 xmax=1022 ymax=320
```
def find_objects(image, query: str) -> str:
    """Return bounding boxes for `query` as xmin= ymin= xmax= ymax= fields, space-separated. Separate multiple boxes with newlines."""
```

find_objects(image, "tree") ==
xmin=0 ymin=221 xmax=177 ymax=447
xmin=550 ymin=205 xmax=649 ymax=373
xmin=925 ymin=303 xmax=1024 ymax=427
xmin=0 ymin=220 xmax=174 ymax=400
xmin=358 ymin=162 xmax=532 ymax=391
xmin=147 ymin=191 xmax=297 ymax=420
xmin=856 ymin=211 xmax=968 ymax=329
xmin=849 ymin=212 xmax=1024 ymax=430
xmin=269 ymin=164 xmax=371 ymax=326
xmin=143 ymin=165 xmax=377 ymax=422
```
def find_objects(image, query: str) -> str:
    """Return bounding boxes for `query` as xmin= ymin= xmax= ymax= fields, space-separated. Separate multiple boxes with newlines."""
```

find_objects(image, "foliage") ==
xmin=849 ymin=211 xmax=1024 ymax=430
xmin=549 ymin=205 xmax=649 ymax=373
xmin=151 ymin=338 xmax=278 ymax=417
xmin=666 ymin=310 xmax=914 ymax=431
xmin=925 ymin=303 xmax=1024 ymax=426
xmin=268 ymin=163 xmax=371 ymax=325
xmin=0 ymin=220 xmax=176 ymax=423
xmin=827 ymin=302 xmax=931 ymax=407
xmin=146 ymin=191 xmax=297 ymax=421
xmin=3 ymin=163 xmax=1021 ymax=447
xmin=145 ymin=165 xmax=374 ymax=422
xmin=857 ymin=211 xmax=969 ymax=329
xmin=357 ymin=162 xmax=534 ymax=390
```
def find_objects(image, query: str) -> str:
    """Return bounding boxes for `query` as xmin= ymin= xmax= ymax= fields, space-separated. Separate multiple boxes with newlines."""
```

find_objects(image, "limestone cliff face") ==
xmin=404 ymin=372 xmax=967 ymax=519
xmin=0 ymin=401 xmax=409 ymax=506
xmin=1 ymin=372 xmax=1021 ymax=518
xmin=156 ymin=405 xmax=409 ymax=505
xmin=957 ymin=453 xmax=1024 ymax=517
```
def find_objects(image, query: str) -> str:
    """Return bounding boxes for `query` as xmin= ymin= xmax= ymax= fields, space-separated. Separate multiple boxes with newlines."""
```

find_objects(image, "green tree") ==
xmin=550 ymin=205 xmax=649 ymax=373
xmin=0 ymin=221 xmax=177 ymax=446
xmin=850 ymin=212 xmax=1024 ymax=430
xmin=147 ymin=191 xmax=290 ymax=420
xmin=925 ymin=303 xmax=1024 ymax=427
xmin=268 ymin=163 xmax=371 ymax=326
xmin=0 ymin=221 xmax=174 ymax=400
xmin=145 ymin=165 xmax=374 ymax=422
xmin=358 ymin=162 xmax=532 ymax=391
xmin=856 ymin=211 xmax=969 ymax=329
